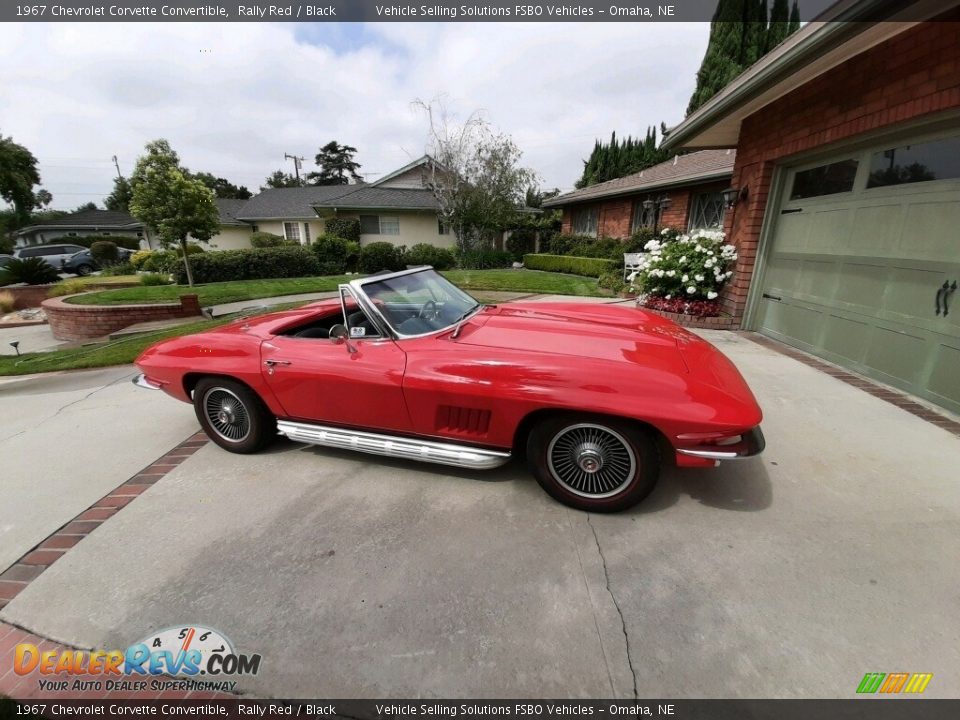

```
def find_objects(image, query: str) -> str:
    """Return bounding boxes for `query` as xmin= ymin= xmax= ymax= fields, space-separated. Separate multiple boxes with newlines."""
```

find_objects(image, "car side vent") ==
xmin=437 ymin=405 xmax=491 ymax=435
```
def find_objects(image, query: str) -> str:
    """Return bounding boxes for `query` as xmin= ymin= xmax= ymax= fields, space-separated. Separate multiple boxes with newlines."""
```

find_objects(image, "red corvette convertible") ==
xmin=134 ymin=267 xmax=764 ymax=512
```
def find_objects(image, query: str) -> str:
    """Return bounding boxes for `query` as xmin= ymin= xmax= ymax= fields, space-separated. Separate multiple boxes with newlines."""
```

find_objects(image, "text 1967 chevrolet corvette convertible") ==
xmin=134 ymin=266 xmax=764 ymax=512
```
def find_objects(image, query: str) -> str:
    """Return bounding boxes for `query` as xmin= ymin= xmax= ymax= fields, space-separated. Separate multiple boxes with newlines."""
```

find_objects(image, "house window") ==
xmin=438 ymin=219 xmax=450 ymax=235
xmin=360 ymin=215 xmax=400 ymax=235
xmin=67 ymin=232 xmax=77 ymax=237
xmin=867 ymin=135 xmax=960 ymax=188
xmin=283 ymin=222 xmax=301 ymax=243
xmin=630 ymin=197 xmax=657 ymax=232
xmin=303 ymin=223 xmax=311 ymax=243
xmin=688 ymin=192 xmax=726 ymax=230
xmin=572 ymin=207 xmax=598 ymax=237
xmin=790 ymin=159 xmax=859 ymax=200
xmin=251 ymin=225 xmax=259 ymax=232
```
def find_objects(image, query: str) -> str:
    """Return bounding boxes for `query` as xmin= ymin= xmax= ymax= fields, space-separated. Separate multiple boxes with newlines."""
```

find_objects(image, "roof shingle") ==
xmin=543 ymin=150 xmax=736 ymax=207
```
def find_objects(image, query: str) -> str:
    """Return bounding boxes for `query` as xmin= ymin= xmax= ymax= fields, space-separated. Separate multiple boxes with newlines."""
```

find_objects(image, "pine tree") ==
xmin=788 ymin=0 xmax=801 ymax=33
xmin=766 ymin=0 xmax=791 ymax=52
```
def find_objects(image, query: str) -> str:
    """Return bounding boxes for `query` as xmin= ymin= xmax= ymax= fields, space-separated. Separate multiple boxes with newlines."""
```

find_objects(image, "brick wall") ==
xmin=3 ymin=285 xmax=55 ymax=311
xmin=557 ymin=180 xmax=729 ymax=240
xmin=43 ymin=294 xmax=202 ymax=341
xmin=722 ymin=14 xmax=960 ymax=324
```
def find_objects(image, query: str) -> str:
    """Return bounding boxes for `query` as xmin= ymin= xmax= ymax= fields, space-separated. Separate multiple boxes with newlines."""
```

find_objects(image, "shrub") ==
xmin=325 ymin=217 xmax=361 ymax=243
xmin=597 ymin=271 xmax=626 ymax=294
xmin=457 ymin=249 xmax=514 ymax=270
xmin=0 ymin=257 xmax=61 ymax=286
xmin=522 ymin=254 xmax=618 ymax=277
xmin=344 ymin=241 xmax=361 ymax=272
xmin=140 ymin=272 xmax=171 ymax=286
xmin=130 ymin=249 xmax=153 ymax=270
xmin=69 ymin=235 xmax=141 ymax=251
xmin=173 ymin=246 xmax=321 ymax=284
xmin=359 ymin=242 xmax=405 ymax=273
xmin=505 ymin=228 xmax=536 ymax=261
xmin=181 ymin=243 xmax=206 ymax=255
xmin=250 ymin=231 xmax=294 ymax=248
xmin=634 ymin=228 xmax=735 ymax=302
xmin=0 ymin=290 xmax=15 ymax=313
xmin=547 ymin=233 xmax=590 ymax=255
xmin=141 ymin=250 xmax=179 ymax=274
xmin=90 ymin=240 xmax=118 ymax=265
xmin=403 ymin=243 xmax=456 ymax=270
xmin=101 ymin=261 xmax=136 ymax=276
xmin=47 ymin=279 xmax=89 ymax=297
xmin=311 ymin=233 xmax=349 ymax=275
xmin=642 ymin=296 xmax=721 ymax=318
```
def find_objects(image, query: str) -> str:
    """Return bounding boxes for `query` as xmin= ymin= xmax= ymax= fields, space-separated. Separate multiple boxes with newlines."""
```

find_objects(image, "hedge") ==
xmin=68 ymin=235 xmax=141 ymax=251
xmin=523 ymin=254 xmax=618 ymax=278
xmin=174 ymin=246 xmax=320 ymax=284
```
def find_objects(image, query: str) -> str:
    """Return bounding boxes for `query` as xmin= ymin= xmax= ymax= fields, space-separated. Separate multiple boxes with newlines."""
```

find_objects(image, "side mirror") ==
xmin=329 ymin=324 xmax=357 ymax=354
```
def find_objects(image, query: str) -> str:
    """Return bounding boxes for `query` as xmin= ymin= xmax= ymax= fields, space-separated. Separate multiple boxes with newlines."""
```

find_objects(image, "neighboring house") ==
xmin=663 ymin=0 xmax=960 ymax=414
xmin=544 ymin=150 xmax=736 ymax=239
xmin=13 ymin=209 xmax=152 ymax=248
xmin=196 ymin=156 xmax=454 ymax=250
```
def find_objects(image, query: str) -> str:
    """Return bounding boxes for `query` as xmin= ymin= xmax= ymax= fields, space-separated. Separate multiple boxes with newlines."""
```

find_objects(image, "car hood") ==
xmin=459 ymin=302 xmax=690 ymax=368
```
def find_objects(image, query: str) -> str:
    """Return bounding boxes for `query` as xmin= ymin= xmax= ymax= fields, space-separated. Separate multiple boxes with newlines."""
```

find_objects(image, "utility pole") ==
xmin=111 ymin=155 xmax=124 ymax=180
xmin=284 ymin=153 xmax=306 ymax=183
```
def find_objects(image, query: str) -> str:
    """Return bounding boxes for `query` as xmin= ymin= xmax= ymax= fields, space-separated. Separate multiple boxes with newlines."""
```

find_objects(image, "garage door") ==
xmin=757 ymin=130 xmax=960 ymax=415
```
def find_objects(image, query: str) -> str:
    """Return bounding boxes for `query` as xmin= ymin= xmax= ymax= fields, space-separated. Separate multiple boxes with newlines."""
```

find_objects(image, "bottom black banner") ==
xmin=3 ymin=699 xmax=960 ymax=720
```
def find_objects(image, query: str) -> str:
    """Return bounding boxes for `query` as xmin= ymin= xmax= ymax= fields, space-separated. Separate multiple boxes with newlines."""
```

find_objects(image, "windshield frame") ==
xmin=347 ymin=266 xmax=483 ymax=340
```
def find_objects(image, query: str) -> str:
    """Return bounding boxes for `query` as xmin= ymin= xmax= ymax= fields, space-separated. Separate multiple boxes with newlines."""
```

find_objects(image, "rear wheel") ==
xmin=76 ymin=264 xmax=93 ymax=276
xmin=527 ymin=415 xmax=659 ymax=512
xmin=193 ymin=378 xmax=276 ymax=454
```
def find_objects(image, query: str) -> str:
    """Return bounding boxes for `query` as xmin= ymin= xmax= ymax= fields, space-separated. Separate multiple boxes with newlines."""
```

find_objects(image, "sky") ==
xmin=0 ymin=21 xmax=709 ymax=211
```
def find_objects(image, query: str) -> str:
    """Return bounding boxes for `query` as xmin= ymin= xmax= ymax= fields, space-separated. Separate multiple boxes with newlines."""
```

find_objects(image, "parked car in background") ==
xmin=134 ymin=266 xmax=765 ymax=513
xmin=59 ymin=247 xmax=135 ymax=276
xmin=14 ymin=243 xmax=87 ymax=269
xmin=0 ymin=254 xmax=12 ymax=269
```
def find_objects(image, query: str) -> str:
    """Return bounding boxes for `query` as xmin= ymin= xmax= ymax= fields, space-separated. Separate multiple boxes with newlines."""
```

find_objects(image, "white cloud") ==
xmin=0 ymin=21 xmax=708 ymax=209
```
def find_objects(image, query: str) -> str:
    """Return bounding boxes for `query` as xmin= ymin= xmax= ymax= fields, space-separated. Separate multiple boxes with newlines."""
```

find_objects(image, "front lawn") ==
xmin=67 ymin=270 xmax=606 ymax=307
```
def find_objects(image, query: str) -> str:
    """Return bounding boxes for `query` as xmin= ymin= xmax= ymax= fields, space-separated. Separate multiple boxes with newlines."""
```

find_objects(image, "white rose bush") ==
xmin=634 ymin=228 xmax=736 ymax=317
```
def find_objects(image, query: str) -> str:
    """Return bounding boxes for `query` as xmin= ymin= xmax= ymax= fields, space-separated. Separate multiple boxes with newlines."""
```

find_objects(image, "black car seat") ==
xmin=347 ymin=310 xmax=376 ymax=336
xmin=295 ymin=327 xmax=329 ymax=338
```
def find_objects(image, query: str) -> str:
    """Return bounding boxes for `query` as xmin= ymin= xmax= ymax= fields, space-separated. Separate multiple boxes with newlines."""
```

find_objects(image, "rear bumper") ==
xmin=676 ymin=426 xmax=765 ymax=461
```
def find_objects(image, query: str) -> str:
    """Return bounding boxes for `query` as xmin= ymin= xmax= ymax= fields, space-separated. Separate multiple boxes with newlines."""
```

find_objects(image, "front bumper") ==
xmin=676 ymin=426 xmax=765 ymax=461
xmin=132 ymin=373 xmax=162 ymax=390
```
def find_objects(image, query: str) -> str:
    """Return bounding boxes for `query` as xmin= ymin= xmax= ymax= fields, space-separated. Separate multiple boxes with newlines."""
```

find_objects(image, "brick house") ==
xmin=542 ymin=150 xmax=736 ymax=239
xmin=664 ymin=0 xmax=960 ymax=414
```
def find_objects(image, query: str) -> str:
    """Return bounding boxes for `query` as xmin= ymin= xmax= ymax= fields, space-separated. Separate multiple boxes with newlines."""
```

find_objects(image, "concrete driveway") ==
xmin=1 ymin=332 xmax=959 ymax=698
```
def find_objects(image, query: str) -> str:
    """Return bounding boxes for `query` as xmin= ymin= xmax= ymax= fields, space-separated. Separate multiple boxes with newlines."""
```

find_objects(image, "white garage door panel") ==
xmin=757 ymin=130 xmax=960 ymax=415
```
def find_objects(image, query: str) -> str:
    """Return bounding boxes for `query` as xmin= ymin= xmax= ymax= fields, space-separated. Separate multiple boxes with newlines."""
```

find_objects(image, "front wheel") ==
xmin=76 ymin=264 xmax=93 ymax=276
xmin=527 ymin=416 xmax=659 ymax=513
xmin=193 ymin=378 xmax=276 ymax=454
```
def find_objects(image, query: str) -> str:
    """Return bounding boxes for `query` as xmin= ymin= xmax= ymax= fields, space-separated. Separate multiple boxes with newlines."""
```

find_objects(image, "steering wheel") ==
xmin=418 ymin=300 xmax=439 ymax=320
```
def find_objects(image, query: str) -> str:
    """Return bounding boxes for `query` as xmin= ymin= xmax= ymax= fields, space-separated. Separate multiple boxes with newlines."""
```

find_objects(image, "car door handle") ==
xmin=263 ymin=360 xmax=292 ymax=367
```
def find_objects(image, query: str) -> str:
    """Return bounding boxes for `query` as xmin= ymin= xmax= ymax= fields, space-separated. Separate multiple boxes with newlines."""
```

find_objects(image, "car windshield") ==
xmin=359 ymin=268 xmax=481 ymax=336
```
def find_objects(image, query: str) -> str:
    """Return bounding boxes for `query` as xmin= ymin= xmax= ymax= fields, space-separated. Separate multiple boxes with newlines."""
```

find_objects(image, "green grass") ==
xmin=66 ymin=275 xmax=353 ymax=306
xmin=68 ymin=270 xmax=606 ymax=307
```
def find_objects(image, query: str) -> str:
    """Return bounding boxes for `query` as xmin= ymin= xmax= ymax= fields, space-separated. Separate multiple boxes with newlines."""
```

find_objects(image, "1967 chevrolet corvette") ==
xmin=134 ymin=266 xmax=764 ymax=512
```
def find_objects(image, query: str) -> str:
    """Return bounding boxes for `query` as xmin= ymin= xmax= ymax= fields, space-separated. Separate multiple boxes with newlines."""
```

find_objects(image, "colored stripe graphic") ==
xmin=903 ymin=673 xmax=933 ymax=694
xmin=880 ymin=672 xmax=909 ymax=693
xmin=857 ymin=673 xmax=886 ymax=694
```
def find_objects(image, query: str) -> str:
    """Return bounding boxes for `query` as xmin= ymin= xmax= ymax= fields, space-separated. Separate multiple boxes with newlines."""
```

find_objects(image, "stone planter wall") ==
xmin=642 ymin=307 xmax=738 ymax=330
xmin=42 ymin=294 xmax=202 ymax=341
xmin=3 ymin=284 xmax=56 ymax=311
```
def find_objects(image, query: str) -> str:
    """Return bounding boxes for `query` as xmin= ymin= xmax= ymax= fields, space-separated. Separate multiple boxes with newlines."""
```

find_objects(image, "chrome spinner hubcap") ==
xmin=203 ymin=388 xmax=251 ymax=443
xmin=547 ymin=423 xmax=636 ymax=499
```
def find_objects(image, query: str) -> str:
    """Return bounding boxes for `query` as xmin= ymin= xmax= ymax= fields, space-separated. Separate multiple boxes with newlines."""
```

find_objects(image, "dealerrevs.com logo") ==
xmin=14 ymin=624 xmax=261 ymax=694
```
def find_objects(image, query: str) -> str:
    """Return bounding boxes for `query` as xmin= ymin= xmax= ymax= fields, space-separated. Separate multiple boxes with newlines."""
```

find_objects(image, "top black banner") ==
xmin=1 ymin=0 xmax=952 ymax=23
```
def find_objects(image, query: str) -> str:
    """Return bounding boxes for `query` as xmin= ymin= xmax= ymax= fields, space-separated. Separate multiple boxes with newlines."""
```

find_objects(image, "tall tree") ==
xmin=415 ymin=100 xmax=537 ymax=252
xmin=686 ymin=0 xmax=802 ymax=116
xmin=105 ymin=176 xmax=133 ymax=212
xmin=575 ymin=125 xmax=673 ymax=189
xmin=261 ymin=170 xmax=303 ymax=190
xmin=766 ymin=0 xmax=791 ymax=52
xmin=788 ymin=0 xmax=801 ymax=32
xmin=190 ymin=172 xmax=252 ymax=199
xmin=306 ymin=141 xmax=363 ymax=185
xmin=129 ymin=139 xmax=220 ymax=287
xmin=74 ymin=201 xmax=98 ymax=212
xmin=0 ymin=133 xmax=49 ymax=225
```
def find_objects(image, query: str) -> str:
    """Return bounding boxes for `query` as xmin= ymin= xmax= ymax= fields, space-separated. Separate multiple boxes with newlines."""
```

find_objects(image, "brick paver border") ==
xmin=0 ymin=431 xmax=233 ymax=700
xmin=744 ymin=332 xmax=960 ymax=438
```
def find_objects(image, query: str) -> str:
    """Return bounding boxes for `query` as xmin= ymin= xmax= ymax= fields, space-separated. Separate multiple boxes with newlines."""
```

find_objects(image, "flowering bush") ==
xmin=634 ymin=227 xmax=736 ymax=303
